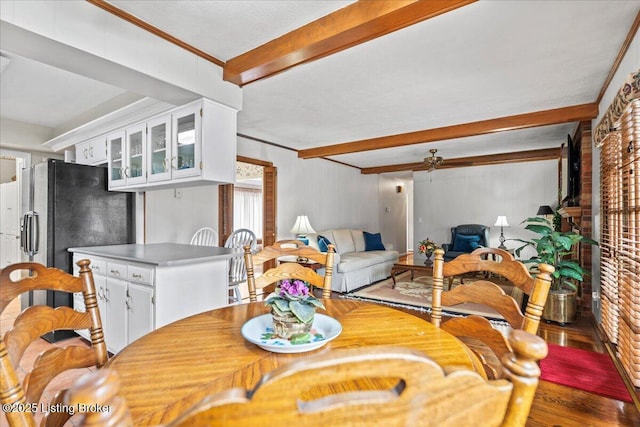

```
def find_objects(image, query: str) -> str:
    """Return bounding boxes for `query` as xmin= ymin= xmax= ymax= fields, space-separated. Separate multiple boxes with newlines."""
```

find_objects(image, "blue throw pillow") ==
xmin=363 ymin=231 xmax=385 ymax=251
xmin=317 ymin=235 xmax=332 ymax=252
xmin=452 ymin=234 xmax=481 ymax=252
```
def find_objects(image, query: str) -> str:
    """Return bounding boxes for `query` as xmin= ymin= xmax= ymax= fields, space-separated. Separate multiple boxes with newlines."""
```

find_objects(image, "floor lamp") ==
xmin=494 ymin=216 xmax=509 ymax=250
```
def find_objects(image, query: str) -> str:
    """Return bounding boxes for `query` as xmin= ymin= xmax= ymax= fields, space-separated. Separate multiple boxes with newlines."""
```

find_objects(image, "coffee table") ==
xmin=390 ymin=260 xmax=433 ymax=288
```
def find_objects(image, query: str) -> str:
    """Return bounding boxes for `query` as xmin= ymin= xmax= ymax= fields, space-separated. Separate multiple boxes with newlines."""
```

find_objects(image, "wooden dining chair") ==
xmin=0 ymin=260 xmax=108 ymax=427
xmin=67 ymin=329 xmax=547 ymax=427
xmin=244 ymin=240 xmax=336 ymax=301
xmin=431 ymin=247 xmax=554 ymax=379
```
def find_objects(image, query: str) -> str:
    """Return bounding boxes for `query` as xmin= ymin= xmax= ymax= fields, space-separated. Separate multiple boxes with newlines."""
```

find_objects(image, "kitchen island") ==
xmin=69 ymin=243 xmax=239 ymax=354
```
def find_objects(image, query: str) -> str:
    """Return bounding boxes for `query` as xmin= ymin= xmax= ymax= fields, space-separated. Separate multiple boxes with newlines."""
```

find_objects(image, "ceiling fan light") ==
xmin=424 ymin=149 xmax=444 ymax=171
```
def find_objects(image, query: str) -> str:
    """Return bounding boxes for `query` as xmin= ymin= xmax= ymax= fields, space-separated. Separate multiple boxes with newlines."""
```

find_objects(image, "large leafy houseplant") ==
xmin=513 ymin=217 xmax=598 ymax=292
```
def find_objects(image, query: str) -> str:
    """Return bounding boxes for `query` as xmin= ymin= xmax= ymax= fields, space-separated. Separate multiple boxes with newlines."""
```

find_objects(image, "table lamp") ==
xmin=290 ymin=215 xmax=316 ymax=245
xmin=537 ymin=205 xmax=554 ymax=217
xmin=494 ymin=216 xmax=509 ymax=250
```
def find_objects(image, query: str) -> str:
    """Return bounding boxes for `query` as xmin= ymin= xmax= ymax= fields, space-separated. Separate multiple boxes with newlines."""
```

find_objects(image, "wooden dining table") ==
xmin=105 ymin=299 xmax=481 ymax=425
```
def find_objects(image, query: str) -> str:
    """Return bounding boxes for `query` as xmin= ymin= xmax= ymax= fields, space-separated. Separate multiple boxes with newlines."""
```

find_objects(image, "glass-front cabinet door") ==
xmin=147 ymin=114 xmax=172 ymax=183
xmin=125 ymin=123 xmax=147 ymax=186
xmin=107 ymin=131 xmax=126 ymax=188
xmin=172 ymin=104 xmax=201 ymax=179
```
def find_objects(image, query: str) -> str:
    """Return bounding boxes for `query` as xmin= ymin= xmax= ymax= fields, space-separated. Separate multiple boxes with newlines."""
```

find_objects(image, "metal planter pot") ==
xmin=542 ymin=290 xmax=577 ymax=325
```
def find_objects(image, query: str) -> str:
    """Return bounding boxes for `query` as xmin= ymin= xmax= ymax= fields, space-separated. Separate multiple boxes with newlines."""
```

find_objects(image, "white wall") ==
xmin=0 ymin=0 xmax=241 ymax=110
xmin=237 ymin=136 xmax=380 ymax=242
xmin=379 ymin=175 xmax=409 ymax=254
xmin=145 ymin=185 xmax=219 ymax=244
xmin=413 ymin=160 xmax=558 ymax=262
xmin=591 ymin=32 xmax=640 ymax=320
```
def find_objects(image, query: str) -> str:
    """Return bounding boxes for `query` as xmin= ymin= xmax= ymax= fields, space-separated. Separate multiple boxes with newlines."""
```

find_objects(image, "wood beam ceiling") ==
xmin=361 ymin=147 xmax=561 ymax=174
xmin=298 ymin=103 xmax=598 ymax=159
xmin=223 ymin=0 xmax=476 ymax=86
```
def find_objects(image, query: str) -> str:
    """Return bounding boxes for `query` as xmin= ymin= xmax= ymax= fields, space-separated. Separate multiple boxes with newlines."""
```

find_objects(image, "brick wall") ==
xmin=577 ymin=121 xmax=593 ymax=317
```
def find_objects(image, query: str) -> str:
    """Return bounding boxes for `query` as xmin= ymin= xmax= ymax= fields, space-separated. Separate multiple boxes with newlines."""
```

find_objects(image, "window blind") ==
xmin=601 ymin=98 xmax=640 ymax=386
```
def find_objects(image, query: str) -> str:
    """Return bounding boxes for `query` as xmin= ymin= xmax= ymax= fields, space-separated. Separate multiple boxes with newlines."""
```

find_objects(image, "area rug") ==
xmin=342 ymin=272 xmax=512 ymax=325
xmin=540 ymin=344 xmax=633 ymax=403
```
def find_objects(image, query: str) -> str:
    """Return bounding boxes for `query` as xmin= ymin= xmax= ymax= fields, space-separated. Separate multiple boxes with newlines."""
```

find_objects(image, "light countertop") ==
xmin=68 ymin=243 xmax=240 ymax=266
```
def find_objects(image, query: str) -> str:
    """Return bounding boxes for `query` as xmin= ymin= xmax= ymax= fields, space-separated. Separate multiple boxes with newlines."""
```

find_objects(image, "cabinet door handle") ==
xmin=98 ymin=287 xmax=105 ymax=301
xmin=89 ymin=146 xmax=94 ymax=158
xmin=171 ymin=156 xmax=177 ymax=170
xmin=132 ymin=273 xmax=142 ymax=279
xmin=110 ymin=269 xmax=121 ymax=276
xmin=126 ymin=294 xmax=132 ymax=310
xmin=162 ymin=158 xmax=168 ymax=172
xmin=105 ymin=288 xmax=110 ymax=302
xmin=83 ymin=148 xmax=88 ymax=159
xmin=123 ymin=167 xmax=129 ymax=178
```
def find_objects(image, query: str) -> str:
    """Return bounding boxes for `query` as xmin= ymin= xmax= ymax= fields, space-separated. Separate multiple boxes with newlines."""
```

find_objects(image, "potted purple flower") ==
xmin=264 ymin=279 xmax=325 ymax=340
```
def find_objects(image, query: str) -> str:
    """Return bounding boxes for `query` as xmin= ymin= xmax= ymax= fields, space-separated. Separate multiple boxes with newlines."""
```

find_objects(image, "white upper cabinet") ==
xmin=125 ymin=123 xmax=147 ymax=186
xmin=107 ymin=131 xmax=126 ymax=188
xmin=172 ymin=104 xmax=202 ymax=180
xmin=147 ymin=114 xmax=172 ymax=183
xmin=104 ymin=98 xmax=236 ymax=191
xmin=76 ymin=137 xmax=107 ymax=165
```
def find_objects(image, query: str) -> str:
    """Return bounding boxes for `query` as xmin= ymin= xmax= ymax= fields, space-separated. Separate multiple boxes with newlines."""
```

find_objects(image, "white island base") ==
xmin=70 ymin=243 xmax=238 ymax=354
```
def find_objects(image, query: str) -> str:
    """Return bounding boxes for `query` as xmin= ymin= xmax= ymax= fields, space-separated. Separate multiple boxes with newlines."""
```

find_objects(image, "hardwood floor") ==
xmin=2 ymin=272 xmax=639 ymax=426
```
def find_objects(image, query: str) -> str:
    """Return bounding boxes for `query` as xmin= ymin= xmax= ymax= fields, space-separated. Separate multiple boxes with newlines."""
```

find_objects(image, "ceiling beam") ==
xmin=299 ymin=103 xmax=598 ymax=159
xmin=223 ymin=0 xmax=476 ymax=86
xmin=360 ymin=147 xmax=561 ymax=174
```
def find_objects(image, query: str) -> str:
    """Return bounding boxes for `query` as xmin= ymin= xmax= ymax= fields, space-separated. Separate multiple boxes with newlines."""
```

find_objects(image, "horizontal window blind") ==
xmin=601 ymin=98 xmax=640 ymax=386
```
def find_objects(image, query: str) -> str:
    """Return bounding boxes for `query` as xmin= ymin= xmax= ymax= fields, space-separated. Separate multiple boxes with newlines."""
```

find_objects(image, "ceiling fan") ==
xmin=424 ymin=149 xmax=444 ymax=172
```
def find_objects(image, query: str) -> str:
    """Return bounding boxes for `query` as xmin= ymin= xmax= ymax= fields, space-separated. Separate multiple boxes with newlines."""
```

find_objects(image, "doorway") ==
xmin=219 ymin=156 xmax=276 ymax=249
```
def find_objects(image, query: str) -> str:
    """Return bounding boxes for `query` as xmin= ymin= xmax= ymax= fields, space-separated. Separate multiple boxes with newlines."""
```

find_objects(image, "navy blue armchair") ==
xmin=441 ymin=224 xmax=490 ymax=261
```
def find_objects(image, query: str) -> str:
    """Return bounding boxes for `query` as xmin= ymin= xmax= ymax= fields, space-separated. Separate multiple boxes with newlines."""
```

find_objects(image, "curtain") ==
xmin=233 ymin=187 xmax=263 ymax=239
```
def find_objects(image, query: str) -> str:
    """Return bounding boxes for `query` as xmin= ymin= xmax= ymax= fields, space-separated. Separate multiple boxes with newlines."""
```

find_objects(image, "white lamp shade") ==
xmin=494 ymin=216 xmax=509 ymax=227
xmin=290 ymin=215 xmax=316 ymax=235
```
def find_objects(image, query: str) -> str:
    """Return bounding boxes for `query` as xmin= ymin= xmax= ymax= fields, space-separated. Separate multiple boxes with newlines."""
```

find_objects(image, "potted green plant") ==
xmin=264 ymin=279 xmax=325 ymax=342
xmin=513 ymin=216 xmax=598 ymax=325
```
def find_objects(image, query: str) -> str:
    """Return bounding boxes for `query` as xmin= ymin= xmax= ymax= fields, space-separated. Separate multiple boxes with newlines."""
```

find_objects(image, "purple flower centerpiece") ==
xmin=265 ymin=279 xmax=325 ymax=341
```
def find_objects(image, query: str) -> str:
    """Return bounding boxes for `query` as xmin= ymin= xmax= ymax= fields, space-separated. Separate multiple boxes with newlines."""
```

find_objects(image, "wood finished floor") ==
xmin=2 ymin=269 xmax=639 ymax=426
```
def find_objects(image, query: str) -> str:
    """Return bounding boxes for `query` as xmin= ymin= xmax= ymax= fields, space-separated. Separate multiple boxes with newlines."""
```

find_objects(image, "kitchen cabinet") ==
xmin=0 ymin=181 xmax=19 ymax=235
xmin=71 ymin=243 xmax=236 ymax=354
xmin=105 ymin=98 xmax=236 ymax=191
xmin=75 ymin=137 xmax=107 ymax=165
xmin=147 ymin=114 xmax=172 ymax=183
xmin=107 ymin=131 xmax=126 ymax=188
xmin=107 ymin=123 xmax=147 ymax=188
xmin=0 ymin=234 xmax=20 ymax=269
xmin=72 ymin=256 xmax=153 ymax=353
xmin=0 ymin=181 xmax=20 ymax=269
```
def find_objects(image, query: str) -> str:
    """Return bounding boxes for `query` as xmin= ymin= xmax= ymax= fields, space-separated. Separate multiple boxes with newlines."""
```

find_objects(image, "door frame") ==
xmin=218 ymin=156 xmax=276 ymax=248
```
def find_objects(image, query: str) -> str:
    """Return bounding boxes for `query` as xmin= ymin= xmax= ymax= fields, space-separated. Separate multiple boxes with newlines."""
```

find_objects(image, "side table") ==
xmin=390 ymin=261 xmax=433 ymax=289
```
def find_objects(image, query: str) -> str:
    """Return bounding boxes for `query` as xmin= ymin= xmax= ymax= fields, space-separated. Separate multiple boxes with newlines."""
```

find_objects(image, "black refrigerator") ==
xmin=20 ymin=159 xmax=134 ymax=342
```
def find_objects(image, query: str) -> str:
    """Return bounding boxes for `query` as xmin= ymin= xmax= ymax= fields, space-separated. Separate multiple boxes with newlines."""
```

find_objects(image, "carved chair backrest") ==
xmin=67 ymin=330 xmax=547 ymax=427
xmin=431 ymin=247 xmax=554 ymax=378
xmin=0 ymin=260 xmax=108 ymax=427
xmin=244 ymin=240 xmax=335 ymax=301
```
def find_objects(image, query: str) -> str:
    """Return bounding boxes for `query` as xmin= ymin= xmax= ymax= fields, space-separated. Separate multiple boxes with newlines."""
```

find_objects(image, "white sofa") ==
xmin=307 ymin=229 xmax=399 ymax=293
